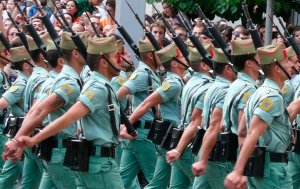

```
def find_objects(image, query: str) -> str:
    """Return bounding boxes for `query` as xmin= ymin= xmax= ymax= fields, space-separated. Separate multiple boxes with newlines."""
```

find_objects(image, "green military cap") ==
xmin=213 ymin=48 xmax=228 ymax=63
xmin=139 ymin=38 xmax=155 ymax=53
xmin=9 ymin=46 xmax=31 ymax=62
xmin=285 ymin=46 xmax=296 ymax=58
xmin=27 ymin=35 xmax=38 ymax=51
xmin=231 ymin=39 xmax=256 ymax=56
xmin=257 ymin=43 xmax=287 ymax=65
xmin=188 ymin=43 xmax=213 ymax=62
xmin=155 ymin=43 xmax=177 ymax=64
xmin=39 ymin=33 xmax=56 ymax=51
xmin=0 ymin=40 xmax=6 ymax=53
xmin=60 ymin=31 xmax=88 ymax=50
xmin=87 ymin=36 xmax=117 ymax=55
xmin=117 ymin=39 xmax=124 ymax=53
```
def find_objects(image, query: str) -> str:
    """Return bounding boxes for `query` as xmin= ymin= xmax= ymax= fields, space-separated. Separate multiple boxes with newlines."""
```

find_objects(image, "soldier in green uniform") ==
xmin=165 ymin=44 xmax=214 ymax=189
xmin=0 ymin=40 xmax=12 ymax=170
xmin=19 ymin=36 xmax=132 ymax=189
xmin=191 ymin=48 xmax=237 ymax=189
xmin=0 ymin=38 xmax=33 ymax=189
xmin=3 ymin=31 xmax=88 ymax=189
xmin=225 ymin=43 xmax=293 ymax=189
xmin=289 ymin=46 xmax=300 ymax=89
xmin=117 ymin=39 xmax=160 ymax=189
xmin=127 ymin=43 xmax=187 ymax=189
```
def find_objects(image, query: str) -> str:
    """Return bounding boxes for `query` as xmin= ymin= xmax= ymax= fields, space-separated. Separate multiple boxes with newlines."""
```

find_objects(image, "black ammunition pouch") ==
xmin=243 ymin=146 xmax=266 ymax=177
xmin=63 ymin=137 xmax=77 ymax=167
xmin=146 ymin=119 xmax=159 ymax=142
xmin=209 ymin=132 xmax=238 ymax=162
xmin=190 ymin=127 xmax=206 ymax=155
xmin=3 ymin=116 xmax=24 ymax=138
xmin=133 ymin=120 xmax=152 ymax=129
xmin=168 ymin=127 xmax=184 ymax=150
xmin=152 ymin=120 xmax=171 ymax=145
xmin=68 ymin=138 xmax=92 ymax=172
xmin=39 ymin=137 xmax=69 ymax=161
xmin=160 ymin=125 xmax=175 ymax=150
xmin=293 ymin=128 xmax=300 ymax=154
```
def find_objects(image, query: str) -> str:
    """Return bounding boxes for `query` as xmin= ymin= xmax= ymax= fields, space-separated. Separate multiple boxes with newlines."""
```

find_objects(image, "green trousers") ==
xmin=192 ymin=161 xmax=232 ymax=189
xmin=0 ymin=160 xmax=23 ymax=189
xmin=120 ymin=139 xmax=157 ymax=189
xmin=19 ymin=149 xmax=43 ymax=189
xmin=169 ymin=148 xmax=194 ymax=189
xmin=287 ymin=152 xmax=300 ymax=189
xmin=144 ymin=146 xmax=171 ymax=189
xmin=0 ymin=134 xmax=8 ymax=171
xmin=76 ymin=156 xmax=124 ymax=189
xmin=39 ymin=148 xmax=77 ymax=189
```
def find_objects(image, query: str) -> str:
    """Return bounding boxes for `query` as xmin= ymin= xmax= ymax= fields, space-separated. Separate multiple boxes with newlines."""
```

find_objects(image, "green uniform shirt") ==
xmin=38 ymin=71 xmax=58 ymax=101
xmin=222 ymin=72 xmax=257 ymax=134
xmin=123 ymin=61 xmax=160 ymax=121
xmin=291 ymin=74 xmax=300 ymax=90
xmin=156 ymin=72 xmax=184 ymax=124
xmin=245 ymin=78 xmax=292 ymax=153
xmin=111 ymin=70 xmax=128 ymax=108
xmin=180 ymin=72 xmax=213 ymax=129
xmin=79 ymin=71 xmax=120 ymax=146
xmin=48 ymin=65 xmax=82 ymax=139
xmin=282 ymin=80 xmax=294 ymax=105
xmin=202 ymin=76 xmax=231 ymax=130
xmin=23 ymin=67 xmax=49 ymax=112
xmin=3 ymin=71 xmax=28 ymax=117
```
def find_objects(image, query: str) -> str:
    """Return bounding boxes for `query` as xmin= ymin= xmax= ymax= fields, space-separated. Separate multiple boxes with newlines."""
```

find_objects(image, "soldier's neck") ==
xmin=67 ymin=61 xmax=84 ymax=75
xmin=268 ymin=75 xmax=285 ymax=89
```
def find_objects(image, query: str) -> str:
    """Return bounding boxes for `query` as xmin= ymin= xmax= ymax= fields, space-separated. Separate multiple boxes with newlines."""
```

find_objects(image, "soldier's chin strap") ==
xmin=172 ymin=57 xmax=189 ymax=69
xmin=121 ymin=56 xmax=135 ymax=72
xmin=292 ymin=66 xmax=299 ymax=75
xmin=0 ymin=55 xmax=12 ymax=63
xmin=275 ymin=61 xmax=291 ymax=80
xmin=102 ymin=55 xmax=122 ymax=72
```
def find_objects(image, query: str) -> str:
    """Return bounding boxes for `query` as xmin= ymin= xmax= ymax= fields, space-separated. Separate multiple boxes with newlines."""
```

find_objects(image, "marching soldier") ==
xmin=0 ymin=38 xmax=33 ymax=189
xmin=165 ymin=44 xmax=214 ymax=188
xmin=128 ymin=43 xmax=187 ymax=189
xmin=191 ymin=48 xmax=237 ymax=189
xmin=117 ymin=39 xmax=160 ymax=189
xmin=3 ymin=31 xmax=88 ymax=189
xmin=19 ymin=36 xmax=132 ymax=189
xmin=225 ymin=43 xmax=293 ymax=189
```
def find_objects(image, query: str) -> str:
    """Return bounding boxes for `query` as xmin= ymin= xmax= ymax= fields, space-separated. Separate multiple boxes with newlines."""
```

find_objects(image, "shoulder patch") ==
xmin=282 ymin=85 xmax=289 ymax=94
xmin=61 ymin=84 xmax=73 ymax=95
xmin=8 ymin=86 xmax=19 ymax=93
xmin=118 ymin=76 xmax=126 ymax=86
xmin=243 ymin=92 xmax=251 ymax=104
xmin=161 ymin=81 xmax=171 ymax=91
xmin=260 ymin=98 xmax=273 ymax=111
xmin=83 ymin=89 xmax=95 ymax=100
xmin=129 ymin=72 xmax=138 ymax=80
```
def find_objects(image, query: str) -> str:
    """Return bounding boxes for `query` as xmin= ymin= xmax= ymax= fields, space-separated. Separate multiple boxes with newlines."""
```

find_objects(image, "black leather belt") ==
xmin=90 ymin=146 xmax=116 ymax=158
xmin=133 ymin=120 xmax=152 ymax=129
xmin=270 ymin=152 xmax=288 ymax=163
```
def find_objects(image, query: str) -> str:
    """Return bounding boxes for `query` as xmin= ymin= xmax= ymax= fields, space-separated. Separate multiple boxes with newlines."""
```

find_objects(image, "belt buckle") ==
xmin=108 ymin=104 xmax=114 ymax=111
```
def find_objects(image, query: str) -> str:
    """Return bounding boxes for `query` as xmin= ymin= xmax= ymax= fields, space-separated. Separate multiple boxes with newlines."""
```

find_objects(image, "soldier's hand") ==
xmin=19 ymin=136 xmax=37 ymax=148
xmin=192 ymin=160 xmax=207 ymax=176
xmin=166 ymin=149 xmax=181 ymax=164
xmin=2 ymin=138 xmax=24 ymax=162
xmin=120 ymin=127 xmax=138 ymax=140
xmin=224 ymin=170 xmax=247 ymax=189
xmin=288 ymin=100 xmax=300 ymax=121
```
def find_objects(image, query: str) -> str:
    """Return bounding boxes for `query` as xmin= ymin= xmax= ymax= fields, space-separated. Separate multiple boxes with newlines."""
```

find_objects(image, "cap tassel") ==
xmin=117 ymin=52 xmax=122 ymax=64
xmin=121 ymin=47 xmax=125 ymax=55
xmin=210 ymin=48 xmax=215 ymax=57
xmin=176 ymin=49 xmax=182 ymax=58
xmin=283 ymin=49 xmax=288 ymax=58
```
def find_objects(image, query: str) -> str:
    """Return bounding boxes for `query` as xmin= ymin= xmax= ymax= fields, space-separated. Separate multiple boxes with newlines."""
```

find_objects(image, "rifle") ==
xmin=267 ymin=14 xmax=290 ymax=47
xmin=152 ymin=5 xmax=190 ymax=63
xmin=0 ymin=32 xmax=11 ymax=50
xmin=103 ymin=3 xmax=140 ymax=58
xmin=125 ymin=0 xmax=160 ymax=51
xmin=50 ymin=0 xmax=87 ymax=59
xmin=85 ymin=11 xmax=100 ymax=38
xmin=196 ymin=4 xmax=231 ymax=61
xmin=15 ymin=2 xmax=47 ymax=59
xmin=46 ymin=6 xmax=67 ymax=31
xmin=177 ymin=11 xmax=213 ymax=66
xmin=120 ymin=106 xmax=137 ymax=137
xmin=3 ymin=3 xmax=29 ymax=51
xmin=278 ymin=17 xmax=300 ymax=59
xmin=241 ymin=1 xmax=263 ymax=48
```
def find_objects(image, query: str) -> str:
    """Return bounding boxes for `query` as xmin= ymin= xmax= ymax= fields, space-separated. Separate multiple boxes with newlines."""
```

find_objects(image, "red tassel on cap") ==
xmin=176 ymin=49 xmax=181 ymax=58
xmin=283 ymin=49 xmax=288 ymax=58
xmin=121 ymin=47 xmax=125 ymax=55
xmin=209 ymin=48 xmax=215 ymax=57
xmin=117 ymin=52 xmax=121 ymax=64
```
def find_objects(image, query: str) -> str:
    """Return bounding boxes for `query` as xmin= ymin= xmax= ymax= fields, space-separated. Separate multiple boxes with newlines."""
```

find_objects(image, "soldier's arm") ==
xmin=15 ymin=93 xmax=65 ymax=138
xmin=288 ymin=98 xmax=300 ymax=121
xmin=238 ymin=111 xmax=247 ymax=148
xmin=129 ymin=91 xmax=163 ymax=124
xmin=117 ymin=86 xmax=130 ymax=101
xmin=198 ymin=107 xmax=222 ymax=163
xmin=21 ymin=101 xmax=90 ymax=148
xmin=0 ymin=97 xmax=10 ymax=110
xmin=174 ymin=107 xmax=202 ymax=154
